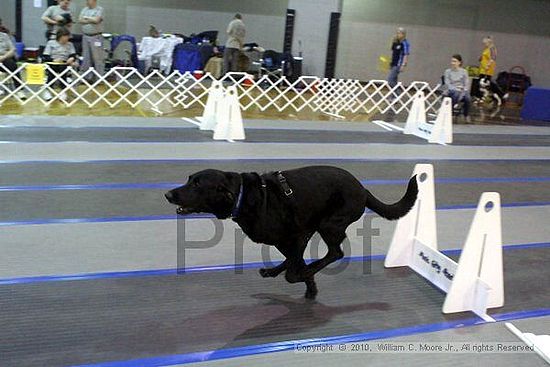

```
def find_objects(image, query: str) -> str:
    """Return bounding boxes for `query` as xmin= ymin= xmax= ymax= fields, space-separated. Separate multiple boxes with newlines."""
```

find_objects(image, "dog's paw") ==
xmin=305 ymin=285 xmax=318 ymax=300
xmin=259 ymin=268 xmax=273 ymax=278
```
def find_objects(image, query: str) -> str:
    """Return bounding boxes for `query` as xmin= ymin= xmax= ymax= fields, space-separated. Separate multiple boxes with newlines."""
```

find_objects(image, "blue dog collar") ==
xmin=231 ymin=179 xmax=244 ymax=218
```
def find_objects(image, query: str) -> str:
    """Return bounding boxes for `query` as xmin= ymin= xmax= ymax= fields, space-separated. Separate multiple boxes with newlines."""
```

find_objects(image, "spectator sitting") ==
xmin=41 ymin=27 xmax=79 ymax=101
xmin=444 ymin=54 xmax=471 ymax=122
xmin=0 ymin=30 xmax=27 ymax=99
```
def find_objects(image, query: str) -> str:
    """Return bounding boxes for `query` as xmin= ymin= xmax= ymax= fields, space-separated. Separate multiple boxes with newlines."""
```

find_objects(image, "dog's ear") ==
xmin=218 ymin=172 xmax=240 ymax=201
xmin=223 ymin=172 xmax=241 ymax=190
xmin=217 ymin=184 xmax=235 ymax=202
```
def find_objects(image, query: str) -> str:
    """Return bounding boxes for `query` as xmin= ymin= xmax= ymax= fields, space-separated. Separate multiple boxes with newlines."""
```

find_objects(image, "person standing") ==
xmin=387 ymin=27 xmax=410 ymax=89
xmin=477 ymin=35 xmax=506 ymax=101
xmin=79 ymin=0 xmax=105 ymax=76
xmin=479 ymin=36 xmax=497 ymax=81
xmin=42 ymin=0 xmax=73 ymax=40
xmin=223 ymin=13 xmax=246 ymax=75
xmin=444 ymin=54 xmax=471 ymax=121
xmin=0 ymin=31 xmax=27 ymax=99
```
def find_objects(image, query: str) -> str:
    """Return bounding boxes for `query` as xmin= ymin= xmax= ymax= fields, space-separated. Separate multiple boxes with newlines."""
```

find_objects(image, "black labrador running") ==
xmin=165 ymin=166 xmax=417 ymax=299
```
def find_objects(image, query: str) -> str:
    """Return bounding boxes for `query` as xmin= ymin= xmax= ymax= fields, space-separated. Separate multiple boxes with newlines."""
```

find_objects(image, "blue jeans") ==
xmin=387 ymin=66 xmax=400 ymax=88
xmin=447 ymin=89 xmax=471 ymax=117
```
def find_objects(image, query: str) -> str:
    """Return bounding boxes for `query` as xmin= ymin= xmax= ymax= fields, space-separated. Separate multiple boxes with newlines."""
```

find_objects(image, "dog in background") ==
xmin=478 ymin=77 xmax=508 ymax=107
xmin=165 ymin=166 xmax=418 ymax=300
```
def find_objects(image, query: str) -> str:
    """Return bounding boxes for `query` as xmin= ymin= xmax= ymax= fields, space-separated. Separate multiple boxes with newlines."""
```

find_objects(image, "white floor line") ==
xmin=1 ymin=142 xmax=550 ymax=162
xmin=1 ymin=115 xmax=550 ymax=135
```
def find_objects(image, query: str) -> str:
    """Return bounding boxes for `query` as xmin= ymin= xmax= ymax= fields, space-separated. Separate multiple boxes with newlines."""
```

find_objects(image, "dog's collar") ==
xmin=231 ymin=174 xmax=267 ymax=219
xmin=231 ymin=176 xmax=245 ymax=218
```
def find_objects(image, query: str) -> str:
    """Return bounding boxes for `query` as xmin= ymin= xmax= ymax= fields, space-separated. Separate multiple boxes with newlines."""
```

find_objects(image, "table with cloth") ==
xmin=138 ymin=36 xmax=182 ymax=75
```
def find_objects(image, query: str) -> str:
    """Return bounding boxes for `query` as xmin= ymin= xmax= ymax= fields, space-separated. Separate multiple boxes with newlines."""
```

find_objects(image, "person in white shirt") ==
xmin=223 ymin=13 xmax=246 ymax=75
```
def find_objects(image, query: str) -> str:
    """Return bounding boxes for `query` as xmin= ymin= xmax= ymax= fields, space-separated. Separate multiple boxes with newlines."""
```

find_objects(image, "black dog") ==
xmin=165 ymin=166 xmax=418 ymax=299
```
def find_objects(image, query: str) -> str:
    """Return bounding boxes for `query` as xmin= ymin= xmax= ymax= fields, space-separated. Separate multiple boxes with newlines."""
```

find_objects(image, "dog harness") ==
xmin=276 ymin=171 xmax=293 ymax=197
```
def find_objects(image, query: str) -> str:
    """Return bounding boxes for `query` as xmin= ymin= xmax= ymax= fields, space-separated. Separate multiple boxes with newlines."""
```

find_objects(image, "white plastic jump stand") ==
xmin=404 ymin=92 xmax=428 ymax=135
xmin=429 ymin=97 xmax=453 ymax=144
xmin=213 ymin=85 xmax=245 ymax=142
xmin=196 ymin=80 xmax=224 ymax=131
xmin=404 ymin=92 xmax=453 ymax=145
xmin=385 ymin=164 xmax=504 ymax=322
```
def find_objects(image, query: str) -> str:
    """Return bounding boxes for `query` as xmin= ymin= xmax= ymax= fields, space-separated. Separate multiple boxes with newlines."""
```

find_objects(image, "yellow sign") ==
xmin=26 ymin=64 xmax=46 ymax=85
xmin=377 ymin=55 xmax=390 ymax=73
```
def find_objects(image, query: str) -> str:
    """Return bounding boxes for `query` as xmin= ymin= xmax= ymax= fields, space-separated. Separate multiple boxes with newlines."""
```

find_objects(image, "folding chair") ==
xmin=242 ymin=48 xmax=262 ymax=77
xmin=261 ymin=50 xmax=283 ymax=79
xmin=110 ymin=35 xmax=138 ymax=68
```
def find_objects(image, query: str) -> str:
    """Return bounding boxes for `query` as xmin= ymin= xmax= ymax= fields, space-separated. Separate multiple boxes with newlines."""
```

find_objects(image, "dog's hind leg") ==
xmin=274 ymin=237 xmax=319 ymax=299
xmin=262 ymin=238 xmax=308 ymax=279
xmin=300 ymin=219 xmax=348 ymax=279
xmin=494 ymin=93 xmax=502 ymax=106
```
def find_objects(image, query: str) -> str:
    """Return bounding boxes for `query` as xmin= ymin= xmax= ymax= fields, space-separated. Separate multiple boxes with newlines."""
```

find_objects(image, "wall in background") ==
xmin=21 ymin=0 xmax=48 ymax=47
xmin=1 ymin=0 xmax=17 ymax=35
xmin=18 ymin=0 xmax=550 ymax=87
xmin=21 ymin=0 xmax=287 ymax=51
xmin=288 ymin=0 xmax=342 ymax=77
xmin=336 ymin=0 xmax=550 ymax=87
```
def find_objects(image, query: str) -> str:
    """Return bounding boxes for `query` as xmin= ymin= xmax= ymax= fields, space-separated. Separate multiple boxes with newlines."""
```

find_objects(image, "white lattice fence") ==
xmin=0 ymin=63 xmax=443 ymax=117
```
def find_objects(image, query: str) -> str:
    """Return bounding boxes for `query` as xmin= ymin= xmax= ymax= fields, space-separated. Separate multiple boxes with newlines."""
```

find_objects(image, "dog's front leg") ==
xmin=305 ymin=277 xmax=318 ymax=300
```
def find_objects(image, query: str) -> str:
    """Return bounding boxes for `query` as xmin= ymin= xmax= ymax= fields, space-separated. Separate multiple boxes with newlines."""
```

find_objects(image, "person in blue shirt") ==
xmin=387 ymin=27 xmax=410 ymax=89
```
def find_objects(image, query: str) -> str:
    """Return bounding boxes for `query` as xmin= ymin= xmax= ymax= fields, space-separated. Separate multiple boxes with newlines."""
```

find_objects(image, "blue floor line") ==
xmin=4 ymin=140 xmax=550 ymax=147
xmin=1 ymin=200 xmax=549 ymax=227
xmin=71 ymin=308 xmax=550 ymax=367
xmin=1 ymin=242 xmax=548 ymax=285
xmin=1 ymin=176 xmax=549 ymax=192
xmin=2 ymin=158 xmax=550 ymax=165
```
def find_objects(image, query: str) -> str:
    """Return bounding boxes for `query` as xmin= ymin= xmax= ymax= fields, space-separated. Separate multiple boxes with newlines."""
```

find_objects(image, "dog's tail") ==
xmin=365 ymin=175 xmax=418 ymax=220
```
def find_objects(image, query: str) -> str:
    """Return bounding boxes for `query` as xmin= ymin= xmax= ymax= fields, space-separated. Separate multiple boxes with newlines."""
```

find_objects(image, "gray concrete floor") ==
xmin=181 ymin=316 xmax=550 ymax=367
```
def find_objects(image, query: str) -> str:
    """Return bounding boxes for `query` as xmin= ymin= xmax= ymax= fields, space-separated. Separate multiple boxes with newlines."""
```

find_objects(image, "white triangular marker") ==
xmin=429 ymin=97 xmax=453 ymax=144
xmin=213 ymin=85 xmax=245 ymax=142
xmin=197 ymin=80 xmax=224 ymax=131
xmin=404 ymin=91 xmax=427 ymax=135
